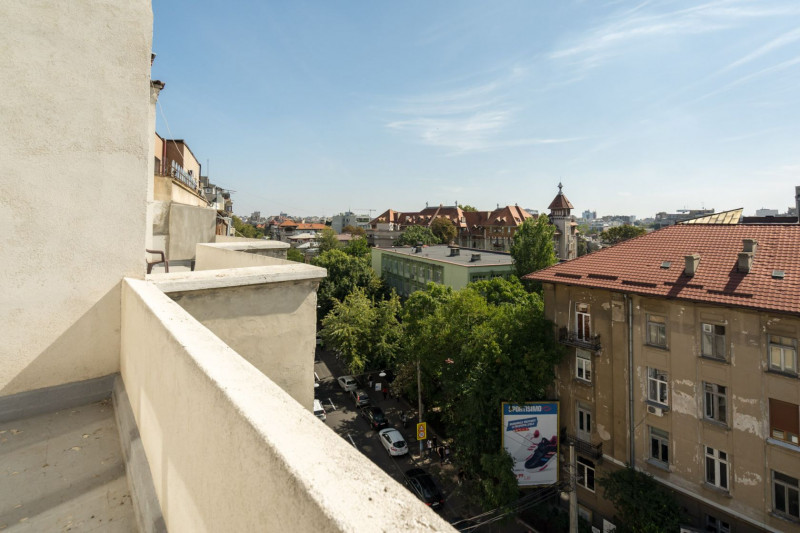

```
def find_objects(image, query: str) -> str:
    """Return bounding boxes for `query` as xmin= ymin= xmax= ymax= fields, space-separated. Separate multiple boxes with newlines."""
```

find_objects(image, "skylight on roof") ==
xmin=661 ymin=261 xmax=671 ymax=269
xmin=773 ymin=270 xmax=785 ymax=279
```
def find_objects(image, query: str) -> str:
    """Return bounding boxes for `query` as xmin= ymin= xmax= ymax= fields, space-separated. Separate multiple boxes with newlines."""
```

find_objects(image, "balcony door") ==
xmin=576 ymin=304 xmax=591 ymax=341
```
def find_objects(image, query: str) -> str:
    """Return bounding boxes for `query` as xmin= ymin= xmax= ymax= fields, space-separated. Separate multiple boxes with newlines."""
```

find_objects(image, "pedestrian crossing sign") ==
xmin=416 ymin=422 xmax=427 ymax=441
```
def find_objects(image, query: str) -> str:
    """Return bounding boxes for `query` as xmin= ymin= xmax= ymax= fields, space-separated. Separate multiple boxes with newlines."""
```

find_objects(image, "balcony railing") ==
xmin=563 ymin=432 xmax=603 ymax=460
xmin=559 ymin=327 xmax=602 ymax=352
xmin=170 ymin=159 xmax=198 ymax=190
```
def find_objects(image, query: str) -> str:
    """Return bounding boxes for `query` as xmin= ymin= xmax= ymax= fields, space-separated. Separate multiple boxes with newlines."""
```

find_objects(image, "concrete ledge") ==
xmin=150 ymin=264 xmax=326 ymax=294
xmin=113 ymin=376 xmax=167 ymax=533
xmin=204 ymin=240 xmax=289 ymax=251
xmin=0 ymin=374 xmax=115 ymax=424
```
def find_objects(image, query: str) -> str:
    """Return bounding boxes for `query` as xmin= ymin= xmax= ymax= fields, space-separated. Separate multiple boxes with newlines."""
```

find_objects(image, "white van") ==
xmin=313 ymin=399 xmax=326 ymax=421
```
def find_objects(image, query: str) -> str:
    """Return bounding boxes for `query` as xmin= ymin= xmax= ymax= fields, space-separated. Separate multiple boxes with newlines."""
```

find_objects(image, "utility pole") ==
xmin=569 ymin=443 xmax=578 ymax=533
xmin=417 ymin=358 xmax=424 ymax=456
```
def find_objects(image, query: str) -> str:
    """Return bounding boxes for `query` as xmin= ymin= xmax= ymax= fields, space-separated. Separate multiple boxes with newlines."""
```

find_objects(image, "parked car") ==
xmin=405 ymin=468 xmax=444 ymax=510
xmin=337 ymin=375 xmax=357 ymax=392
xmin=378 ymin=428 xmax=408 ymax=456
xmin=313 ymin=399 xmax=326 ymax=421
xmin=351 ymin=389 xmax=371 ymax=407
xmin=363 ymin=406 xmax=388 ymax=430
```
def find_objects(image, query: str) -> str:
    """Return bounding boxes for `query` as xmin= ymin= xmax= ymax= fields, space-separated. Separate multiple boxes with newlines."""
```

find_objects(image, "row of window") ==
xmin=381 ymin=257 xmax=443 ymax=284
xmin=573 ymin=303 xmax=799 ymax=375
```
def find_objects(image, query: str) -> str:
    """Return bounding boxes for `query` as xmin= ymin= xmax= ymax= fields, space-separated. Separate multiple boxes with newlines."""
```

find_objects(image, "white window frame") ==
xmin=577 ymin=402 xmax=593 ymax=442
xmin=705 ymin=514 xmax=731 ymax=533
xmin=576 ymin=303 xmax=591 ymax=341
xmin=576 ymin=349 xmax=592 ymax=383
xmin=705 ymin=446 xmax=729 ymax=491
xmin=576 ymin=457 xmax=595 ymax=492
xmin=703 ymin=382 xmax=728 ymax=425
xmin=649 ymin=426 xmax=669 ymax=466
xmin=647 ymin=368 xmax=669 ymax=406
xmin=646 ymin=314 xmax=667 ymax=347
xmin=769 ymin=335 xmax=798 ymax=375
xmin=773 ymin=470 xmax=800 ymax=521
xmin=701 ymin=323 xmax=726 ymax=360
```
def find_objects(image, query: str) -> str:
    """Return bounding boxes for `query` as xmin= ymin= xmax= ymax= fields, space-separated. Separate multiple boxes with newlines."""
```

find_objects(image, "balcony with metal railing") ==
xmin=558 ymin=327 xmax=602 ymax=352
xmin=563 ymin=432 xmax=603 ymax=460
xmin=170 ymin=159 xmax=198 ymax=190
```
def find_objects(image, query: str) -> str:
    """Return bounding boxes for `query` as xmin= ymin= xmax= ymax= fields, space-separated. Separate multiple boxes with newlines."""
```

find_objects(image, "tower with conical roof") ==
xmin=548 ymin=183 xmax=577 ymax=261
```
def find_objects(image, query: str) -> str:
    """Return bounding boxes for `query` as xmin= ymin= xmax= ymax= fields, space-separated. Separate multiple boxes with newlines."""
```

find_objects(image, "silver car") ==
xmin=378 ymin=428 xmax=408 ymax=456
xmin=337 ymin=375 xmax=357 ymax=392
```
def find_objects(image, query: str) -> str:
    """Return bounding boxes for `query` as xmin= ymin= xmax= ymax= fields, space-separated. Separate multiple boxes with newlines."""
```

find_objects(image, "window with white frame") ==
xmin=769 ymin=335 xmax=798 ymax=375
xmin=704 ymin=382 xmax=728 ymax=425
xmin=576 ymin=457 xmax=595 ymax=492
xmin=649 ymin=426 xmax=669 ymax=466
xmin=647 ymin=368 xmax=668 ymax=406
xmin=646 ymin=314 xmax=667 ymax=347
xmin=576 ymin=349 xmax=592 ymax=382
xmin=705 ymin=514 xmax=731 ymax=533
xmin=705 ymin=446 xmax=729 ymax=491
xmin=576 ymin=303 xmax=591 ymax=341
xmin=577 ymin=402 xmax=592 ymax=442
xmin=773 ymin=470 xmax=800 ymax=521
xmin=701 ymin=324 xmax=726 ymax=360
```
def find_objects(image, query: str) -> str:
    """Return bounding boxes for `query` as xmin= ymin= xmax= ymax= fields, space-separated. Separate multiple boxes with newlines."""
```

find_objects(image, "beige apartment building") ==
xmin=527 ymin=224 xmax=800 ymax=533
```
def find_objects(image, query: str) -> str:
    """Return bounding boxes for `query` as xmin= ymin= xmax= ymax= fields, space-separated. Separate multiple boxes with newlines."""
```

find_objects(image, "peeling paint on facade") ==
xmin=671 ymin=389 xmax=697 ymax=417
xmin=735 ymin=471 xmax=762 ymax=486
xmin=596 ymin=423 xmax=611 ymax=441
xmin=733 ymin=413 xmax=763 ymax=438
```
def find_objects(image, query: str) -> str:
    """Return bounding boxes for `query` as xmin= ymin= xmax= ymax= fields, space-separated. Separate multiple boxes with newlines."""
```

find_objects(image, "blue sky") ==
xmin=152 ymin=1 xmax=800 ymax=219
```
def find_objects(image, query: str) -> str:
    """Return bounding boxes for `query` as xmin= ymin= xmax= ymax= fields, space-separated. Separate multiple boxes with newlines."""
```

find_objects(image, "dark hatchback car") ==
xmin=405 ymin=468 xmax=444 ymax=510
xmin=363 ymin=406 xmax=388 ymax=430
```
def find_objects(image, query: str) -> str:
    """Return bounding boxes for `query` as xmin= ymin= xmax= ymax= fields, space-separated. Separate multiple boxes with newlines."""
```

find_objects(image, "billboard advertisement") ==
xmin=502 ymin=402 xmax=559 ymax=487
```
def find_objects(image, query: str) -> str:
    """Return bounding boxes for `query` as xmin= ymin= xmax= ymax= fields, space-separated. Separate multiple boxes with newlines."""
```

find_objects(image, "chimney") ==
xmin=470 ymin=253 xmax=481 ymax=262
xmin=738 ymin=239 xmax=757 ymax=273
xmin=684 ymin=254 xmax=700 ymax=277
xmin=449 ymin=246 xmax=460 ymax=257
xmin=795 ymin=186 xmax=800 ymax=223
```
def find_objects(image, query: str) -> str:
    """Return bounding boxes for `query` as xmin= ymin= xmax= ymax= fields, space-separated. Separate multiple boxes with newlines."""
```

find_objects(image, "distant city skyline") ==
xmin=152 ymin=1 xmax=800 ymax=219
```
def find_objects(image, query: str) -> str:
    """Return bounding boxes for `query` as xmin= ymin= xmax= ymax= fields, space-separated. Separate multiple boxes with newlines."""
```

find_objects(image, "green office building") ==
xmin=371 ymin=244 xmax=514 ymax=297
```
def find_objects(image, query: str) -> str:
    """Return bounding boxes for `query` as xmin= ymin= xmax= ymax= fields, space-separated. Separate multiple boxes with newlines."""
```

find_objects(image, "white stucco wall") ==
xmin=167 ymin=203 xmax=217 ymax=260
xmin=0 ymin=0 xmax=153 ymax=396
xmin=195 ymin=242 xmax=290 ymax=269
xmin=120 ymin=279 xmax=453 ymax=533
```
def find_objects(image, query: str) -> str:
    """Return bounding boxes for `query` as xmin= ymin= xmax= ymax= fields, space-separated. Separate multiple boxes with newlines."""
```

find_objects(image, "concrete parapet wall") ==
xmin=120 ymin=279 xmax=453 ymax=532
xmin=195 ymin=241 xmax=289 ymax=269
xmin=152 ymin=265 xmax=325 ymax=406
xmin=167 ymin=203 xmax=217 ymax=261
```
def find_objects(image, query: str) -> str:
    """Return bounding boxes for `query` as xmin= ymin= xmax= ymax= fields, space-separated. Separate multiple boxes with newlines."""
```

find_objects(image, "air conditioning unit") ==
xmin=647 ymin=405 xmax=664 ymax=417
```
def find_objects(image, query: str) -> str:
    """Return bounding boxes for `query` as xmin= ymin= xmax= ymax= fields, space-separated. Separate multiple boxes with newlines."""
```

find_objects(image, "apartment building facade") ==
xmin=527 ymin=224 xmax=800 ymax=533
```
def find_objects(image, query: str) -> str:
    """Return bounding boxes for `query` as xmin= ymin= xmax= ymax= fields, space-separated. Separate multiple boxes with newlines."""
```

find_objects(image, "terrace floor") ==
xmin=0 ymin=399 xmax=135 ymax=532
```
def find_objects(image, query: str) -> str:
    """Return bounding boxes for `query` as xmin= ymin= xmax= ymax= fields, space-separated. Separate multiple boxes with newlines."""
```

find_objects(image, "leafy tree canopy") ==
xmin=343 ymin=236 xmax=370 ymax=258
xmin=430 ymin=217 xmax=458 ymax=244
xmin=509 ymin=215 xmax=557 ymax=288
xmin=600 ymin=225 xmax=647 ymax=245
xmin=286 ymin=248 xmax=305 ymax=263
xmin=311 ymin=249 xmax=383 ymax=319
xmin=341 ymin=224 xmax=367 ymax=238
xmin=395 ymin=225 xmax=440 ymax=246
xmin=396 ymin=279 xmax=563 ymax=508
xmin=598 ymin=466 xmax=683 ymax=533
xmin=232 ymin=215 xmax=264 ymax=239
xmin=459 ymin=204 xmax=478 ymax=212
xmin=317 ymin=227 xmax=340 ymax=253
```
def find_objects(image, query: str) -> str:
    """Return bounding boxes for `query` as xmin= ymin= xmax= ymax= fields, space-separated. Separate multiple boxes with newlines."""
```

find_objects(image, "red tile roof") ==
xmin=548 ymin=191 xmax=573 ymax=210
xmin=525 ymin=224 xmax=800 ymax=315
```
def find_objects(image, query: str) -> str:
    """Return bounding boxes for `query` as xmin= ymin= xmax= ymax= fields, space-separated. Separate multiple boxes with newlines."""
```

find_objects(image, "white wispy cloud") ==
xmin=718 ymin=26 xmax=800 ymax=73
xmin=550 ymin=0 xmax=800 ymax=71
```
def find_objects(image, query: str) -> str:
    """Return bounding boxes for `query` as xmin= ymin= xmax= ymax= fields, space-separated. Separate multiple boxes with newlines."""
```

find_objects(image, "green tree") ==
xmin=430 ymin=217 xmax=457 ymax=244
xmin=397 ymin=279 xmax=563 ymax=509
xmin=577 ymin=237 xmax=588 ymax=257
xmin=341 ymin=224 xmax=367 ymax=238
xmin=599 ymin=466 xmax=683 ymax=533
xmin=286 ymin=248 xmax=305 ymax=263
xmin=312 ymin=249 xmax=383 ymax=319
xmin=459 ymin=204 xmax=478 ymax=212
xmin=320 ymin=288 xmax=403 ymax=375
xmin=317 ymin=227 xmax=340 ymax=252
xmin=232 ymin=215 xmax=264 ymax=239
xmin=509 ymin=215 xmax=557 ymax=289
xmin=343 ymin=236 xmax=370 ymax=258
xmin=600 ymin=225 xmax=646 ymax=245
xmin=395 ymin=225 xmax=440 ymax=246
